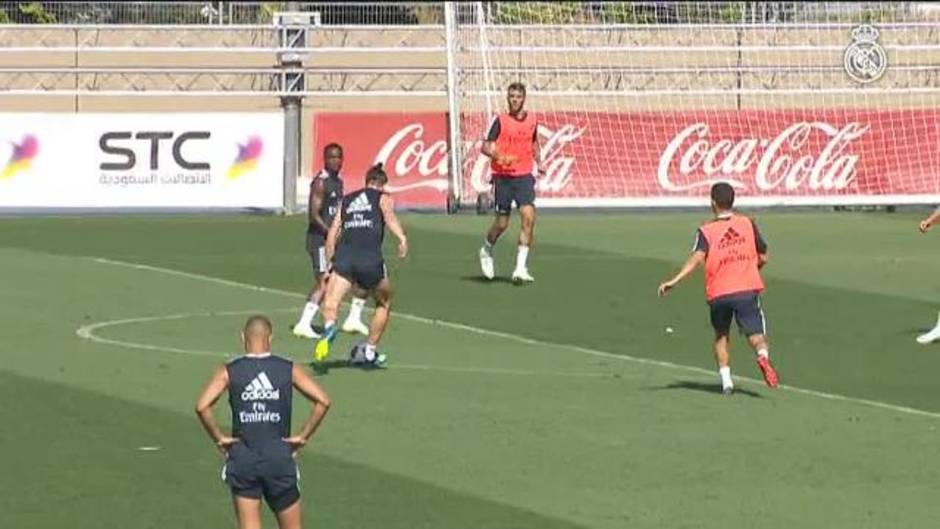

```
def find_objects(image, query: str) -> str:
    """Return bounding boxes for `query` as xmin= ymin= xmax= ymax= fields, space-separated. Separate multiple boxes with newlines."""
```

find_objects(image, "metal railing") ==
xmin=0 ymin=66 xmax=448 ymax=96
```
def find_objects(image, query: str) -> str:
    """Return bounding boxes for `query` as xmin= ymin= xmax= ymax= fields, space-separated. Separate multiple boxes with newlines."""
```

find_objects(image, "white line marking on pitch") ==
xmin=76 ymin=309 xmax=614 ymax=379
xmin=86 ymin=256 xmax=940 ymax=420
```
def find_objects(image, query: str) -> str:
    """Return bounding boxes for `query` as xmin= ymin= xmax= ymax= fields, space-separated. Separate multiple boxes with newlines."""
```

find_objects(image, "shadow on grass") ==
xmin=458 ymin=275 xmax=525 ymax=286
xmin=310 ymin=360 xmax=386 ymax=376
xmin=646 ymin=379 xmax=764 ymax=398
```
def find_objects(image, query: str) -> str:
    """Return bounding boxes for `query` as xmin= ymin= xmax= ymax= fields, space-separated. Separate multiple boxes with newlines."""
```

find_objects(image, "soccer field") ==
xmin=2 ymin=211 xmax=940 ymax=528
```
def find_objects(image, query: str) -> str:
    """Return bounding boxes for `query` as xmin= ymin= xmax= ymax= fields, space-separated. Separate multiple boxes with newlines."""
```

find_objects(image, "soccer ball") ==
xmin=348 ymin=341 xmax=368 ymax=364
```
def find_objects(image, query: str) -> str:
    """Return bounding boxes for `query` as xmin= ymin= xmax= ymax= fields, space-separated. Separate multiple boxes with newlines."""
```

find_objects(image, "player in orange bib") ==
xmin=658 ymin=182 xmax=779 ymax=394
xmin=478 ymin=82 xmax=543 ymax=283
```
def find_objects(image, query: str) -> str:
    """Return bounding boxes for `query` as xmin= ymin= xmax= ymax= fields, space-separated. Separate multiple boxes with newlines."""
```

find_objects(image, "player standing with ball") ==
xmin=314 ymin=163 xmax=408 ymax=366
xmin=658 ymin=183 xmax=779 ymax=395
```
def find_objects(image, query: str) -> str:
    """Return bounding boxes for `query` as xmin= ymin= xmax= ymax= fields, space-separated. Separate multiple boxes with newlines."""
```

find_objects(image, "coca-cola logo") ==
xmin=372 ymin=121 xmax=585 ymax=195
xmin=658 ymin=121 xmax=870 ymax=192
xmin=373 ymin=123 xmax=450 ymax=192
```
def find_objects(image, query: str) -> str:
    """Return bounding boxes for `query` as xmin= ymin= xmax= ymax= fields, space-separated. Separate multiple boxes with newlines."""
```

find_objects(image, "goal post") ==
xmin=450 ymin=1 xmax=940 ymax=209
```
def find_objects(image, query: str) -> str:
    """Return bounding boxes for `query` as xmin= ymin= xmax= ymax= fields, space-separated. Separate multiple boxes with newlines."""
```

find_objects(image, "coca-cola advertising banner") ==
xmin=313 ymin=113 xmax=449 ymax=208
xmin=313 ymin=110 xmax=940 ymax=209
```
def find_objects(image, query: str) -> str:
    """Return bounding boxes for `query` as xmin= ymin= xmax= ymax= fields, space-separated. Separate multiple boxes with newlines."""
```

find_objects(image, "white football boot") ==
xmin=341 ymin=317 xmax=370 ymax=336
xmin=511 ymin=268 xmax=535 ymax=283
xmin=917 ymin=312 xmax=940 ymax=344
xmin=479 ymin=246 xmax=495 ymax=280
xmin=292 ymin=322 xmax=320 ymax=340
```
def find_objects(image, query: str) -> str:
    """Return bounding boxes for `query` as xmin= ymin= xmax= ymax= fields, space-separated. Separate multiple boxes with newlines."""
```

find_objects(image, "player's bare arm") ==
xmin=758 ymin=252 xmax=769 ymax=269
xmin=380 ymin=193 xmax=409 ymax=258
xmin=481 ymin=140 xmax=515 ymax=166
xmin=532 ymin=126 xmax=542 ymax=174
xmin=481 ymin=124 xmax=516 ymax=167
xmin=325 ymin=209 xmax=343 ymax=262
xmin=309 ymin=177 xmax=330 ymax=234
xmin=283 ymin=364 xmax=332 ymax=454
xmin=658 ymin=250 xmax=706 ymax=296
xmin=919 ymin=208 xmax=940 ymax=233
xmin=194 ymin=365 xmax=238 ymax=454
xmin=481 ymin=139 xmax=497 ymax=160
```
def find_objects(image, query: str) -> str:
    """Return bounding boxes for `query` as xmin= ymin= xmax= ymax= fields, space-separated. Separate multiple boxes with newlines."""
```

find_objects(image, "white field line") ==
xmin=76 ymin=308 xmax=613 ymax=379
xmin=86 ymin=256 xmax=940 ymax=420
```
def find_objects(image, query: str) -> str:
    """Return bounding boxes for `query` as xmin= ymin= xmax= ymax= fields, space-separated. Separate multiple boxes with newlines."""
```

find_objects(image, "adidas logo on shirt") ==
xmin=718 ymin=226 xmax=745 ymax=248
xmin=241 ymin=371 xmax=280 ymax=401
xmin=346 ymin=192 xmax=372 ymax=214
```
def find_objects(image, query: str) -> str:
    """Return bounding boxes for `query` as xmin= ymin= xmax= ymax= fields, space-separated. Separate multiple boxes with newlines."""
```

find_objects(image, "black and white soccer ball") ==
xmin=348 ymin=341 xmax=369 ymax=364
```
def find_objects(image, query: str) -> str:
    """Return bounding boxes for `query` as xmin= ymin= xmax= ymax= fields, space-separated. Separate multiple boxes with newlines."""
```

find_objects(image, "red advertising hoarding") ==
xmin=314 ymin=110 xmax=940 ymax=208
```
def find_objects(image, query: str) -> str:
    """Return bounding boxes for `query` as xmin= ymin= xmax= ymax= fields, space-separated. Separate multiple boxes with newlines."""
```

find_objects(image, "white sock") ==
xmin=757 ymin=348 xmax=769 ymax=359
xmin=515 ymin=245 xmax=529 ymax=271
xmin=298 ymin=302 xmax=318 ymax=326
xmin=364 ymin=343 xmax=377 ymax=362
xmin=482 ymin=238 xmax=494 ymax=254
xmin=347 ymin=297 xmax=366 ymax=322
xmin=719 ymin=366 xmax=733 ymax=389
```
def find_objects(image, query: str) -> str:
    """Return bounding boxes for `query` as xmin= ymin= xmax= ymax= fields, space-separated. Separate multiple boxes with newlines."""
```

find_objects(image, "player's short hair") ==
xmin=507 ymin=82 xmax=526 ymax=95
xmin=366 ymin=163 xmax=388 ymax=186
xmin=243 ymin=315 xmax=272 ymax=337
xmin=323 ymin=143 xmax=343 ymax=157
xmin=711 ymin=182 xmax=735 ymax=209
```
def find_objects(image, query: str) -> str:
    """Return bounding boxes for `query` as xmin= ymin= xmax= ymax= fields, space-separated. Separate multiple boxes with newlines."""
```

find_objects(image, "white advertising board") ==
xmin=0 ymin=113 xmax=284 ymax=208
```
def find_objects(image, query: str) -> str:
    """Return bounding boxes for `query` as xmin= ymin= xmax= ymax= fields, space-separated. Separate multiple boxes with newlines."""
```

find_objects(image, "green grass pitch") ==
xmin=2 ymin=210 xmax=940 ymax=528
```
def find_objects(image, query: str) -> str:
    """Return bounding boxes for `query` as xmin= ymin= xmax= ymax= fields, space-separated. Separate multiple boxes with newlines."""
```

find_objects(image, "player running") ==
xmin=196 ymin=315 xmax=332 ymax=529
xmin=478 ymin=82 xmax=543 ymax=284
xmin=293 ymin=143 xmax=370 ymax=339
xmin=657 ymin=182 xmax=779 ymax=395
xmin=313 ymin=163 xmax=408 ymax=366
xmin=915 ymin=208 xmax=940 ymax=343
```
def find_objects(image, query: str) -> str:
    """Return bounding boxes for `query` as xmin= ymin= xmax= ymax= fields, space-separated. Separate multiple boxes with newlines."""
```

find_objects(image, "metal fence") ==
xmin=1 ymin=2 xmax=936 ymax=25
xmin=473 ymin=2 xmax=937 ymax=25
xmin=0 ymin=2 xmax=444 ymax=25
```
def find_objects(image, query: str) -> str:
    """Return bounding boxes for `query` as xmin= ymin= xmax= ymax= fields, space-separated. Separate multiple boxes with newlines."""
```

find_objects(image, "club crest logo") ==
xmin=843 ymin=25 xmax=887 ymax=84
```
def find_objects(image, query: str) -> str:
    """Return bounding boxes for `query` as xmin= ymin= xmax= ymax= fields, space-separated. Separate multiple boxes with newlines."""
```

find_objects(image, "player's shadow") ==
xmin=459 ymin=275 xmax=521 ymax=285
xmin=648 ymin=380 xmax=763 ymax=398
xmin=309 ymin=361 xmax=385 ymax=376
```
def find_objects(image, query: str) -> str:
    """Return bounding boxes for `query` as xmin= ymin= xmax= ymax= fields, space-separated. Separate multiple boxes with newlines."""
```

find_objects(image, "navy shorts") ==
xmin=333 ymin=253 xmax=386 ymax=290
xmin=493 ymin=174 xmax=536 ymax=215
xmin=223 ymin=440 xmax=300 ymax=513
xmin=305 ymin=231 xmax=329 ymax=275
xmin=708 ymin=291 xmax=766 ymax=336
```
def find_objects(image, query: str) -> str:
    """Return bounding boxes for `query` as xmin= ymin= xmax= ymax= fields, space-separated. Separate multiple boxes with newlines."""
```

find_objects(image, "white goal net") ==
xmin=452 ymin=1 xmax=940 ymax=208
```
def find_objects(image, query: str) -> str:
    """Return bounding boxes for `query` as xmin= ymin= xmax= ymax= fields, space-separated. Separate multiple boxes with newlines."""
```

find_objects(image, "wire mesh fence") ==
xmin=0 ymin=2 xmax=445 ymax=25
xmin=1 ymin=2 xmax=935 ymax=26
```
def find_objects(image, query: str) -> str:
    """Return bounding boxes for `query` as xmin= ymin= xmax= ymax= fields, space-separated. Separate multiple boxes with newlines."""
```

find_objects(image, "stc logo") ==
xmin=2 ymin=134 xmax=39 ymax=179
xmin=228 ymin=136 xmax=263 ymax=180
xmin=99 ymin=131 xmax=211 ymax=171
